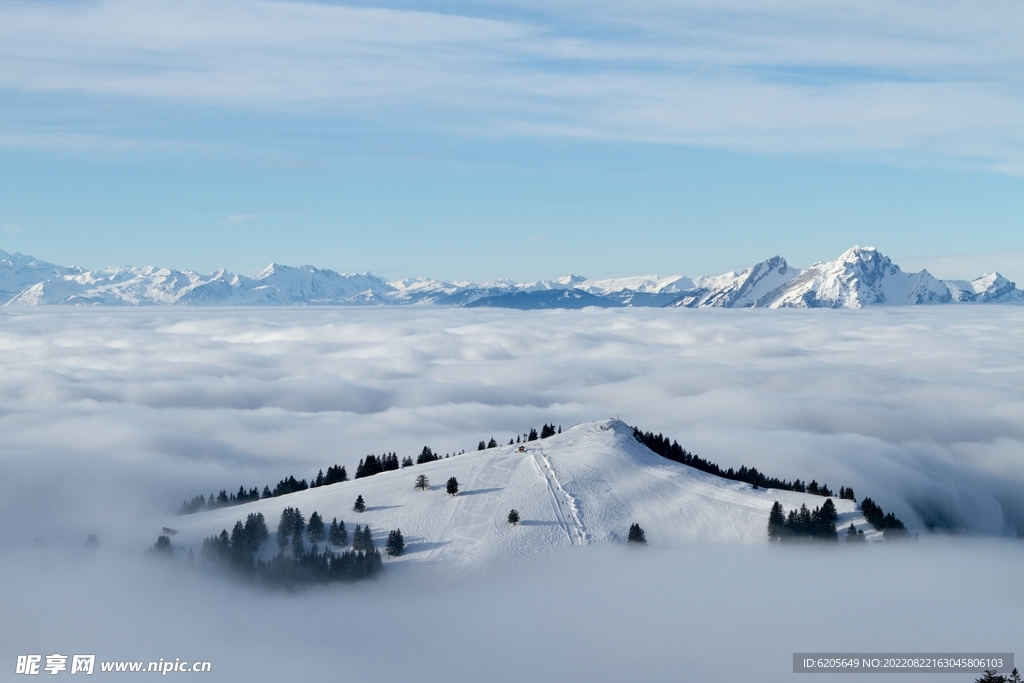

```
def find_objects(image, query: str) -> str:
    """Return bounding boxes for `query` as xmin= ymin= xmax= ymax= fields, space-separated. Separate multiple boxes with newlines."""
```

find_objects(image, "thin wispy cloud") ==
xmin=222 ymin=214 xmax=258 ymax=226
xmin=0 ymin=0 xmax=1022 ymax=170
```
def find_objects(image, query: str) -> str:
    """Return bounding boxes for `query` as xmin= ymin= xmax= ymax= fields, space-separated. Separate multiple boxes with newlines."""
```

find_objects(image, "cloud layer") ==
xmin=0 ymin=306 xmax=1022 ymax=549
xmin=2 ymin=0 xmax=1023 ymax=169
xmin=1 ymin=307 xmax=1023 ymax=681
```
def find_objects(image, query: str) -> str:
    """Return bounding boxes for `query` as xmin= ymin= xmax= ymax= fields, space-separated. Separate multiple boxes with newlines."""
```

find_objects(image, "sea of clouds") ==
xmin=1 ymin=306 xmax=1022 ymax=681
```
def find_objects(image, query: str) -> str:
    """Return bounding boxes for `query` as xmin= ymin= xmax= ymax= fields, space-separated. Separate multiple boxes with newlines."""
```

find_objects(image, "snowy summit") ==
xmin=168 ymin=420 xmax=879 ymax=573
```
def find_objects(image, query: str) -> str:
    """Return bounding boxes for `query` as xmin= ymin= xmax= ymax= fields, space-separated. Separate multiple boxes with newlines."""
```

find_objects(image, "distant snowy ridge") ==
xmin=1 ymin=246 xmax=1021 ymax=308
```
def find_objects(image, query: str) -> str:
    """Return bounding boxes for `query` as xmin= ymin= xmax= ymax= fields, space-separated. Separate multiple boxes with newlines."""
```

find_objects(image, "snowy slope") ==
xmin=944 ymin=273 xmax=1024 ymax=303
xmin=668 ymin=256 xmax=800 ymax=308
xmin=165 ymin=420 xmax=880 ymax=573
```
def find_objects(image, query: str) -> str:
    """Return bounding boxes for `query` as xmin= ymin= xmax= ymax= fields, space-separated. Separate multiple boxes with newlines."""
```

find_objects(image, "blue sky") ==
xmin=1 ymin=0 xmax=1022 ymax=282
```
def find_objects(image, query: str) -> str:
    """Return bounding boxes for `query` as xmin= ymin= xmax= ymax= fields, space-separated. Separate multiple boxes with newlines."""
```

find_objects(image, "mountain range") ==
xmin=1 ymin=246 xmax=1020 ymax=308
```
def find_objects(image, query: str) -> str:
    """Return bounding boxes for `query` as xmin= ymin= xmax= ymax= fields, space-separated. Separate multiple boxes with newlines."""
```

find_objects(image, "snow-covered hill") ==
xmin=1 ymin=246 xmax=1021 ymax=308
xmin=165 ymin=420 xmax=880 ymax=572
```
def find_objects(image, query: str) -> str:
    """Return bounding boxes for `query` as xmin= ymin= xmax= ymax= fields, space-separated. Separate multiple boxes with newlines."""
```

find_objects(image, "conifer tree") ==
xmin=329 ymin=517 xmax=348 ymax=546
xmin=415 ymin=474 xmax=429 ymax=491
xmin=767 ymin=501 xmax=786 ymax=540
xmin=308 ymin=511 xmax=326 ymax=543
xmin=353 ymin=495 xmax=366 ymax=513
xmin=277 ymin=507 xmax=305 ymax=551
xmin=487 ymin=437 xmax=498 ymax=448
xmin=153 ymin=535 xmax=173 ymax=555
xmin=507 ymin=509 xmax=520 ymax=525
xmin=385 ymin=529 xmax=405 ymax=557
xmin=817 ymin=499 xmax=839 ymax=540
xmin=627 ymin=523 xmax=647 ymax=544
xmin=244 ymin=512 xmax=268 ymax=553
xmin=355 ymin=525 xmax=374 ymax=552
xmin=446 ymin=477 xmax=459 ymax=496
xmin=478 ymin=441 xmax=486 ymax=451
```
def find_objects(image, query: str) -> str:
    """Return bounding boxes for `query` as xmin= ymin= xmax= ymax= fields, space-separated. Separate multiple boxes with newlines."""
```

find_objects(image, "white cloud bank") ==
xmin=0 ymin=306 xmax=1022 ymax=546
xmin=1 ymin=306 xmax=1022 ymax=682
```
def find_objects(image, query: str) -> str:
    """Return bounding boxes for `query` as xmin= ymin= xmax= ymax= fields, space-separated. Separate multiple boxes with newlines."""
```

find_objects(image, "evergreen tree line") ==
xmin=479 ymin=423 xmax=563 ymax=450
xmin=178 ymin=468 xmax=348 ymax=515
xmin=631 ymin=426 xmax=851 ymax=498
xmin=198 ymin=506 xmax=384 ymax=585
xmin=859 ymin=498 xmax=908 ymax=538
xmin=767 ymin=500 xmax=839 ymax=541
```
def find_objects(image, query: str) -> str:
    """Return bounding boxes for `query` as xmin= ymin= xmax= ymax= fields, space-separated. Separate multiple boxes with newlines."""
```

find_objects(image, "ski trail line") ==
xmin=533 ymin=448 xmax=587 ymax=547
xmin=430 ymin=452 xmax=518 ymax=566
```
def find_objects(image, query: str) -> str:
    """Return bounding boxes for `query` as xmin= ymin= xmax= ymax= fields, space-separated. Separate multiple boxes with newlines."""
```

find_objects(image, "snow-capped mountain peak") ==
xmin=1 ymin=246 xmax=1021 ymax=308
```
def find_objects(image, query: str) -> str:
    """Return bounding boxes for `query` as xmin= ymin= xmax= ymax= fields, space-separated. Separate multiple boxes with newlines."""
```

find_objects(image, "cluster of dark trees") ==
xmin=355 ymin=454 xmax=399 ymax=478
xmin=767 ymin=500 xmax=839 ymax=541
xmin=385 ymin=529 xmax=405 ymax=557
xmin=416 ymin=447 xmax=440 ymax=464
xmin=860 ymin=498 xmax=908 ymax=538
xmin=320 ymin=465 xmax=349 ymax=486
xmin=632 ymin=426 xmax=850 ymax=498
xmin=479 ymin=424 xmax=563 ymax=450
xmin=627 ymin=523 xmax=647 ymax=544
xmin=200 ymin=512 xmax=270 ymax=568
xmin=197 ymin=506 xmax=384 ymax=585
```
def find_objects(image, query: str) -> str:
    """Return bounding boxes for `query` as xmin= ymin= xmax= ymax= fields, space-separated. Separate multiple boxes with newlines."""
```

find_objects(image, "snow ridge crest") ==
xmin=0 ymin=246 xmax=1020 ymax=308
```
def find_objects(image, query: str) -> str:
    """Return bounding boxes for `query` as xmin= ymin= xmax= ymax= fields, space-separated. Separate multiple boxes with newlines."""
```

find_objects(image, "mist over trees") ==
xmin=860 ymin=498 xmax=908 ymax=538
xmin=198 ymin=507 xmax=382 ymax=585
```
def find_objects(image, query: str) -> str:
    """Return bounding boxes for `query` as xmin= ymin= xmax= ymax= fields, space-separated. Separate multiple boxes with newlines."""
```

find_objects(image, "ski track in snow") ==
xmin=430 ymin=451 xmax=520 ymax=567
xmin=534 ymin=448 xmax=587 ymax=547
